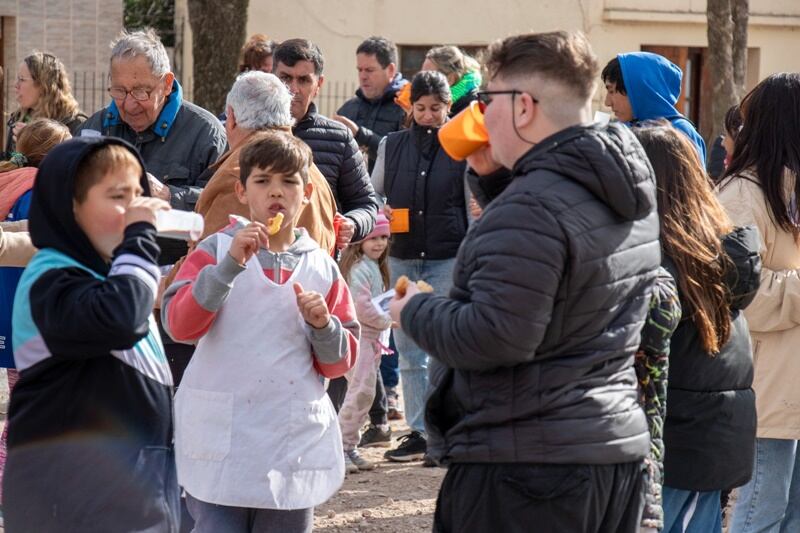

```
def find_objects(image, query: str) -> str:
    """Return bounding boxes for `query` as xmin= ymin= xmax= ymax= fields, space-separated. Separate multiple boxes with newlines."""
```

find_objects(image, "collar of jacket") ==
xmin=103 ymin=78 xmax=183 ymax=139
xmin=297 ymin=102 xmax=319 ymax=126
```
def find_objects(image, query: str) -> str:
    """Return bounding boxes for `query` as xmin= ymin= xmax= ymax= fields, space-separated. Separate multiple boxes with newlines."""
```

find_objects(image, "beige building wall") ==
xmin=174 ymin=0 xmax=800 ymax=123
xmin=0 ymin=0 xmax=124 ymax=119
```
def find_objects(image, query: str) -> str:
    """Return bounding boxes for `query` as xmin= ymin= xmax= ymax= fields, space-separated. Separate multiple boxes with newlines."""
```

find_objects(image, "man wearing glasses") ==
xmin=80 ymin=29 xmax=226 ymax=214
xmin=389 ymin=31 xmax=660 ymax=531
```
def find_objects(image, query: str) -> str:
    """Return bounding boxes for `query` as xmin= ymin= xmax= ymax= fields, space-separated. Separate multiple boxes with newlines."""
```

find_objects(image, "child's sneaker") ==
xmin=384 ymin=431 xmax=427 ymax=462
xmin=359 ymin=424 xmax=392 ymax=448
xmin=346 ymin=448 xmax=376 ymax=471
xmin=344 ymin=451 xmax=359 ymax=474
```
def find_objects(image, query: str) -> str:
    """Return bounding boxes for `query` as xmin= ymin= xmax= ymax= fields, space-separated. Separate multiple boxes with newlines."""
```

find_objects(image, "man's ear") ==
xmin=226 ymin=106 xmax=236 ymax=131
xmin=302 ymin=181 xmax=314 ymax=205
xmin=163 ymin=72 xmax=176 ymax=95
xmin=516 ymin=92 xmax=537 ymax=128
xmin=387 ymin=62 xmax=397 ymax=80
xmin=234 ymin=179 xmax=248 ymax=205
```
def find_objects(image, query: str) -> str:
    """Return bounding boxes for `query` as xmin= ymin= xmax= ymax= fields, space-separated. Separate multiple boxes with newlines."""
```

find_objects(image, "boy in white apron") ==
xmin=162 ymin=131 xmax=359 ymax=532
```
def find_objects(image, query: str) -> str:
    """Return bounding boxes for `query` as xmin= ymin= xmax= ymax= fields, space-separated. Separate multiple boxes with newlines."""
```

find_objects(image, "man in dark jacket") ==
xmin=274 ymin=38 xmax=378 ymax=245
xmin=80 ymin=29 xmax=227 ymax=214
xmin=390 ymin=31 xmax=661 ymax=532
xmin=334 ymin=36 xmax=408 ymax=172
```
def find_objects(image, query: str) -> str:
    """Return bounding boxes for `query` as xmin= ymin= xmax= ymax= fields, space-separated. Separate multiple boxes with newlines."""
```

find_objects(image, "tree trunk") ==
xmin=188 ymin=0 xmax=248 ymax=114
xmin=707 ymin=0 xmax=743 ymax=138
xmin=732 ymin=0 xmax=749 ymax=100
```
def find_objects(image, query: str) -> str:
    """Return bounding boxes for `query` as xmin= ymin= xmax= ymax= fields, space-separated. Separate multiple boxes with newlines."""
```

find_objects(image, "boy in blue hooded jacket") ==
xmin=602 ymin=52 xmax=707 ymax=164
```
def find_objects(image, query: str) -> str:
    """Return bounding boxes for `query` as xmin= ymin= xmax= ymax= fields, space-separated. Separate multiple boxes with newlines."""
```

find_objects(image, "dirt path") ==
xmin=313 ymin=423 xmax=445 ymax=532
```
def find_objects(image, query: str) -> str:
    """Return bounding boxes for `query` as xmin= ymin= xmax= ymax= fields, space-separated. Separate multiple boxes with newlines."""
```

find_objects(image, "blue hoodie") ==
xmin=618 ymin=52 xmax=707 ymax=163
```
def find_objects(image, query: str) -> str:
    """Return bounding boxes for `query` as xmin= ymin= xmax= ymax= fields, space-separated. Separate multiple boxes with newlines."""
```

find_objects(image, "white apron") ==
xmin=175 ymin=233 xmax=344 ymax=509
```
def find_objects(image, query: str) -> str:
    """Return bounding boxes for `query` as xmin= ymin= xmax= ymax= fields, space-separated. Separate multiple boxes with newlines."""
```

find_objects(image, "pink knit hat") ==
xmin=363 ymin=213 xmax=390 ymax=241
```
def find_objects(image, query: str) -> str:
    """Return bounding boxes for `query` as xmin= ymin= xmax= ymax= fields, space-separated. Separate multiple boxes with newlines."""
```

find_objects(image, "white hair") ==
xmin=226 ymin=71 xmax=294 ymax=129
xmin=110 ymin=28 xmax=171 ymax=77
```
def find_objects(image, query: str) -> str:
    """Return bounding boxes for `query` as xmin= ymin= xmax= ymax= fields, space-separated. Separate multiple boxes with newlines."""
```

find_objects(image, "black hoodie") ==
xmin=5 ymin=137 xmax=179 ymax=532
xmin=402 ymin=122 xmax=661 ymax=465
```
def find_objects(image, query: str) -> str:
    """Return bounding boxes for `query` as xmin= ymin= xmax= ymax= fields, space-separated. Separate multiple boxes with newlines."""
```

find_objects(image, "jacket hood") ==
xmin=513 ymin=121 xmax=656 ymax=221
xmin=28 ymin=137 xmax=149 ymax=275
xmin=356 ymin=73 xmax=409 ymax=104
xmin=618 ymin=52 xmax=684 ymax=122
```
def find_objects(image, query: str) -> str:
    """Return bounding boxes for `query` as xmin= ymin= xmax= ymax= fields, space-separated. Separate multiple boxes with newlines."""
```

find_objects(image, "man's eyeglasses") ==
xmin=476 ymin=90 xmax=539 ymax=108
xmin=107 ymin=86 xmax=157 ymax=102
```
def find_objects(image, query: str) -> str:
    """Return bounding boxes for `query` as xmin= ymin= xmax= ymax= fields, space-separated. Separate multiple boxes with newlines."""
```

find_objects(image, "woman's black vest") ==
xmin=384 ymin=123 xmax=467 ymax=260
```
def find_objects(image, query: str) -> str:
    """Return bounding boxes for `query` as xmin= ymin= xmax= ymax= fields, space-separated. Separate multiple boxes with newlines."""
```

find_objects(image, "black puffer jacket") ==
xmin=402 ymin=122 xmax=661 ymax=465
xmin=337 ymin=74 xmax=408 ymax=172
xmin=663 ymin=225 xmax=760 ymax=491
xmin=294 ymin=103 xmax=378 ymax=241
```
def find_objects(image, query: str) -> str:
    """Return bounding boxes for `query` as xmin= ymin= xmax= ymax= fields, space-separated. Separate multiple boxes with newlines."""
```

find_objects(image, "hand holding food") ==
xmin=394 ymin=275 xmax=434 ymax=297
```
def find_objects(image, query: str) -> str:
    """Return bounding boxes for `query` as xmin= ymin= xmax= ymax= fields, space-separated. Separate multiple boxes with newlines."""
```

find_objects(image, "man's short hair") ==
xmin=356 ymin=36 xmax=397 ymax=68
xmin=110 ymin=28 xmax=171 ymax=77
xmin=239 ymin=130 xmax=312 ymax=186
xmin=274 ymin=38 xmax=324 ymax=75
xmin=485 ymin=31 xmax=598 ymax=101
xmin=601 ymin=57 xmax=626 ymax=95
xmin=226 ymin=71 xmax=293 ymax=129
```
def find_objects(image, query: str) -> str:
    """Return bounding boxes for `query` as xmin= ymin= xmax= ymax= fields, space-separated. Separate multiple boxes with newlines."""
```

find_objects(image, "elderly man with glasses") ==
xmin=80 ymin=28 xmax=227 ymax=214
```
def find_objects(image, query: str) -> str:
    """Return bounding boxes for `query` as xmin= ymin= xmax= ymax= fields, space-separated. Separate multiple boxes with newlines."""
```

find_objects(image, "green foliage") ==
xmin=124 ymin=0 xmax=176 ymax=47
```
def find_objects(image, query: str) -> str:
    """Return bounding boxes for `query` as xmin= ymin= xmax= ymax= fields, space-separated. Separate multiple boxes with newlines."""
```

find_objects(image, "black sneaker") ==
xmin=384 ymin=431 xmax=427 ymax=462
xmin=359 ymin=424 xmax=392 ymax=448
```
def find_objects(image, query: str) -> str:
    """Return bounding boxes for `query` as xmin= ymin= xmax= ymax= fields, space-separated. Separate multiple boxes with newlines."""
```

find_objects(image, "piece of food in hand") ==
xmin=267 ymin=212 xmax=285 ymax=235
xmin=395 ymin=275 xmax=434 ymax=297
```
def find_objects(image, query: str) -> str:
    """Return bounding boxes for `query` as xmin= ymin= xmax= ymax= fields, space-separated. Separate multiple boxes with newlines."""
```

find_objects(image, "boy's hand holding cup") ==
xmin=229 ymin=222 xmax=269 ymax=266
xmin=125 ymin=197 xmax=170 ymax=228
xmin=293 ymin=283 xmax=331 ymax=329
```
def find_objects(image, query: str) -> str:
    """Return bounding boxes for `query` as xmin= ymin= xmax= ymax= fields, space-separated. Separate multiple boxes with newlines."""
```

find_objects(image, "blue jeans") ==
xmin=186 ymin=493 xmax=312 ymax=533
xmin=389 ymin=257 xmax=455 ymax=435
xmin=380 ymin=334 xmax=400 ymax=388
xmin=730 ymin=438 xmax=800 ymax=533
xmin=662 ymin=487 xmax=722 ymax=533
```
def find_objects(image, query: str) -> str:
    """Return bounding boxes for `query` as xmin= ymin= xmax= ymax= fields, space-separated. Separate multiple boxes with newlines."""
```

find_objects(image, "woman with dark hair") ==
xmin=634 ymin=121 xmax=761 ymax=532
xmin=370 ymin=70 xmax=468 ymax=463
xmin=717 ymin=72 xmax=800 ymax=533
xmin=5 ymin=51 xmax=85 ymax=157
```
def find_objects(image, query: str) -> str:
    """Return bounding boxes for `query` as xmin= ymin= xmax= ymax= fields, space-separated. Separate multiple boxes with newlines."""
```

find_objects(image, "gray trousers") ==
xmin=186 ymin=493 xmax=313 ymax=533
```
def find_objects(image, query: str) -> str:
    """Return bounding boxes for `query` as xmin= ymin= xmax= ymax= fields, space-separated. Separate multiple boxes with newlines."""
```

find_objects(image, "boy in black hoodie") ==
xmin=3 ymin=137 xmax=179 ymax=532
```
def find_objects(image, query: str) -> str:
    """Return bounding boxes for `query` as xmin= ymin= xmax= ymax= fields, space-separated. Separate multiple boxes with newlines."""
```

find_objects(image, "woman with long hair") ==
xmin=634 ymin=121 xmax=760 ymax=532
xmin=370 ymin=70 xmax=468 ymax=462
xmin=717 ymin=72 xmax=800 ymax=533
xmin=421 ymin=45 xmax=482 ymax=117
xmin=5 ymin=52 xmax=84 ymax=157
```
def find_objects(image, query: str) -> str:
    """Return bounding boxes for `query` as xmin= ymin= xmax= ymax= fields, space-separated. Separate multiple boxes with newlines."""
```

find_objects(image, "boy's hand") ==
xmin=293 ymin=282 xmax=331 ymax=329
xmin=125 ymin=197 xmax=170 ymax=228
xmin=229 ymin=222 xmax=269 ymax=265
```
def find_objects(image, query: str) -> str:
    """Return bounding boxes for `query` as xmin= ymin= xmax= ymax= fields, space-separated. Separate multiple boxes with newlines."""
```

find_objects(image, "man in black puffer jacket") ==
xmin=274 ymin=39 xmax=378 ymax=246
xmin=334 ymin=36 xmax=409 ymax=173
xmin=390 ymin=32 xmax=661 ymax=533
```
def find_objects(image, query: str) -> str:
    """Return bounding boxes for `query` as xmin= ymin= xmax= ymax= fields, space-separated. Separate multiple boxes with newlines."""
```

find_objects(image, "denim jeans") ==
xmin=186 ymin=493 xmax=312 ymax=533
xmin=389 ymin=257 xmax=455 ymax=435
xmin=730 ymin=438 xmax=800 ymax=533
xmin=662 ymin=487 xmax=722 ymax=533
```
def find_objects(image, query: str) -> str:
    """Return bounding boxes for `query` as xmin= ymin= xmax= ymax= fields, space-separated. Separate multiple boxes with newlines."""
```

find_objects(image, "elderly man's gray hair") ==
xmin=110 ymin=28 xmax=171 ymax=77
xmin=226 ymin=71 xmax=294 ymax=129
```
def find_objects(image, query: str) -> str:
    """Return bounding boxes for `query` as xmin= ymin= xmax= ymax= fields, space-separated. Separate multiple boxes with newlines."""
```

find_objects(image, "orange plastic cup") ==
xmin=438 ymin=100 xmax=489 ymax=161
xmin=389 ymin=208 xmax=410 ymax=233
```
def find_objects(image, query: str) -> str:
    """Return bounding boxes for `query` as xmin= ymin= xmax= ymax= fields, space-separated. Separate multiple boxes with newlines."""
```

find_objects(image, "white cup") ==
xmin=155 ymin=210 xmax=204 ymax=241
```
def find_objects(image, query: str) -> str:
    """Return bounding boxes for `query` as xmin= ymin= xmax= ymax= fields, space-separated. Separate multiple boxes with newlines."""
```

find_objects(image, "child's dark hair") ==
xmin=239 ymin=130 xmax=312 ymax=186
xmin=339 ymin=239 xmax=391 ymax=289
xmin=601 ymin=56 xmax=626 ymax=95
xmin=724 ymin=104 xmax=742 ymax=139
xmin=411 ymin=70 xmax=451 ymax=105
xmin=74 ymin=144 xmax=142 ymax=203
